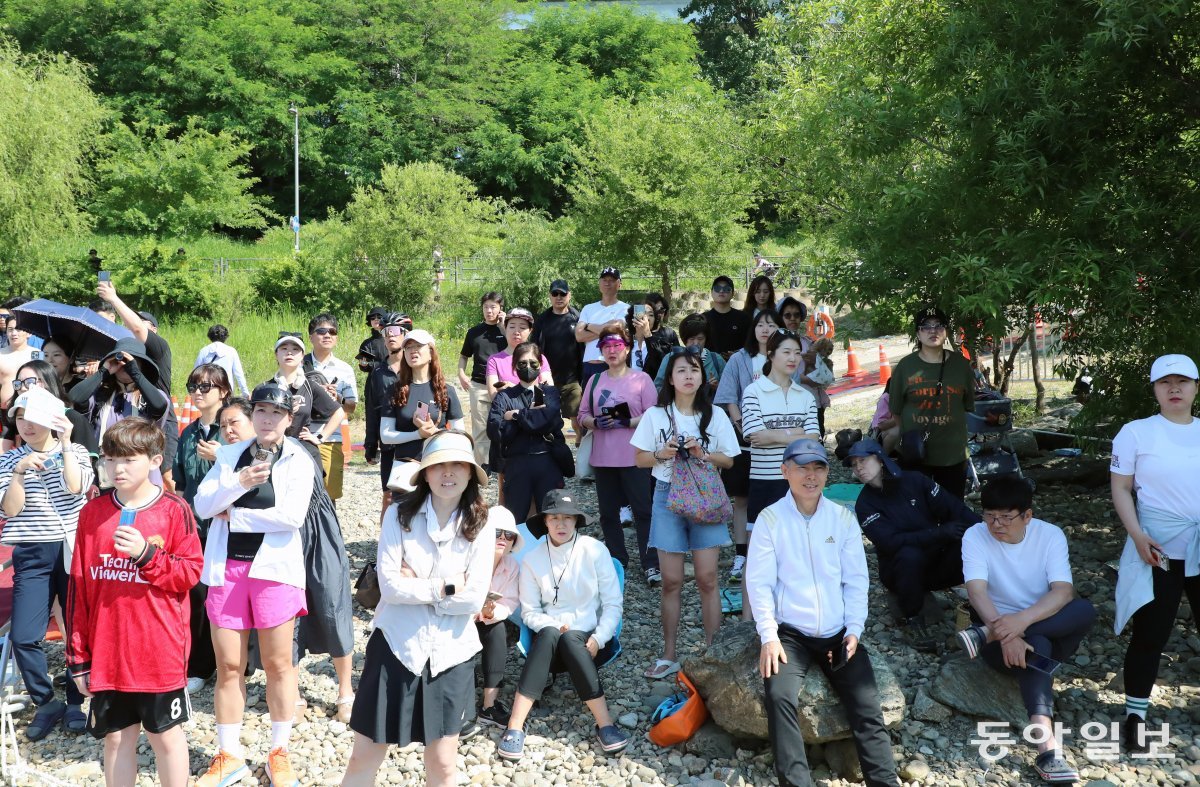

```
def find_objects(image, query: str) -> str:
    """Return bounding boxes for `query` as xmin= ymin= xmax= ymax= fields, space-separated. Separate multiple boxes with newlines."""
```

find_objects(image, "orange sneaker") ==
xmin=195 ymin=750 xmax=248 ymax=787
xmin=267 ymin=746 xmax=300 ymax=787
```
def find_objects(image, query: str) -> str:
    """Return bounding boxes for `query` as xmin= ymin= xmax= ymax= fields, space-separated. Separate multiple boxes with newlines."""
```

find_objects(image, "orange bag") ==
xmin=648 ymin=671 xmax=709 ymax=747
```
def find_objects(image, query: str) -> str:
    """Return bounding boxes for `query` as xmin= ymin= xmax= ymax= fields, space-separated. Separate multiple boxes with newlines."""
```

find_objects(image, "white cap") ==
xmin=402 ymin=329 xmax=436 ymax=347
xmin=274 ymin=334 xmax=306 ymax=352
xmin=1150 ymin=354 xmax=1199 ymax=383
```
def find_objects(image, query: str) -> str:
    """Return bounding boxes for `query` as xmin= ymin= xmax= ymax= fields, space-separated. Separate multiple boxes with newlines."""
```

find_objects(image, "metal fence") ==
xmin=992 ymin=327 xmax=1069 ymax=382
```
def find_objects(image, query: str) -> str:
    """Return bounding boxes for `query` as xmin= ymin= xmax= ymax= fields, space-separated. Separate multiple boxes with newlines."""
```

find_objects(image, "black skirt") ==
xmin=349 ymin=629 xmax=475 ymax=746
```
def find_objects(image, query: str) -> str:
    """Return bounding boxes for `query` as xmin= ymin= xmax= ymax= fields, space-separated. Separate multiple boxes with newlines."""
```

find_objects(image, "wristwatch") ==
xmin=443 ymin=583 xmax=456 ymax=597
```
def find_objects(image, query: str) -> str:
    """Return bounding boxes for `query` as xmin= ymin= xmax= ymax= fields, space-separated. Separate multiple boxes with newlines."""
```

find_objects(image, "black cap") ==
xmin=525 ymin=489 xmax=594 ymax=539
xmin=914 ymin=305 xmax=949 ymax=328
xmin=366 ymin=306 xmax=387 ymax=324
xmin=550 ymin=279 xmax=570 ymax=294
xmin=136 ymin=310 xmax=158 ymax=329
xmin=250 ymin=382 xmax=293 ymax=412
xmin=842 ymin=438 xmax=902 ymax=477
xmin=599 ymin=266 xmax=621 ymax=279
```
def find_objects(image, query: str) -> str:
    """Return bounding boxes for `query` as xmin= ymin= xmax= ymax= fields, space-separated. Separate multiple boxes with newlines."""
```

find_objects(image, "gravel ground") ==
xmin=12 ymin=382 xmax=1200 ymax=786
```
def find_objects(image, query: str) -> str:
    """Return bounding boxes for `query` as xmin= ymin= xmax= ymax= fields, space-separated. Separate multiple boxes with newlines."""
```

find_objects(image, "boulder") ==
xmin=1023 ymin=455 xmax=1110 ymax=487
xmin=911 ymin=686 xmax=952 ymax=723
xmin=928 ymin=655 xmax=1028 ymax=728
xmin=682 ymin=720 xmax=737 ymax=760
xmin=1007 ymin=429 xmax=1042 ymax=458
xmin=682 ymin=621 xmax=906 ymax=743
xmin=823 ymin=738 xmax=864 ymax=782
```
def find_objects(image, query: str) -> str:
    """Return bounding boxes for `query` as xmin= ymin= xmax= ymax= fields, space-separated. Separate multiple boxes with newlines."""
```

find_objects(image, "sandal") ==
xmin=63 ymin=704 xmax=87 ymax=734
xmin=335 ymin=695 xmax=354 ymax=723
xmin=26 ymin=700 xmax=65 ymax=741
xmin=643 ymin=659 xmax=681 ymax=679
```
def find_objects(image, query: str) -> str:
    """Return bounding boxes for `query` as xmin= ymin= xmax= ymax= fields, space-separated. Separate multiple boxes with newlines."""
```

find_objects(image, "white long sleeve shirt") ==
xmin=194 ymin=437 xmax=314 ymax=589
xmin=747 ymin=491 xmax=870 ymax=643
xmin=518 ymin=534 xmax=623 ymax=648
xmin=372 ymin=500 xmax=497 ymax=676
xmin=194 ymin=341 xmax=250 ymax=397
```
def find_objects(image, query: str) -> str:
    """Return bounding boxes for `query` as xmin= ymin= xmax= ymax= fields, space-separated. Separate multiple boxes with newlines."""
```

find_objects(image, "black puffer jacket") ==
xmin=854 ymin=470 xmax=981 ymax=569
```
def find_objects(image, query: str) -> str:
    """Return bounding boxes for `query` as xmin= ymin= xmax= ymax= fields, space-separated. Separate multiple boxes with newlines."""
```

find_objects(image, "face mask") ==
xmin=515 ymin=363 xmax=540 ymax=384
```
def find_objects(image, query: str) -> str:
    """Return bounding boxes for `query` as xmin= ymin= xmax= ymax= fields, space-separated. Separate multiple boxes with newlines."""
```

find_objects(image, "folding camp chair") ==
xmin=515 ymin=558 xmax=625 ymax=670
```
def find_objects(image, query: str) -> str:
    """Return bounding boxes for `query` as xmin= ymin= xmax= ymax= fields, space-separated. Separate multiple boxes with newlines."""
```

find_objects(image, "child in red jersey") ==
xmin=67 ymin=418 xmax=202 ymax=787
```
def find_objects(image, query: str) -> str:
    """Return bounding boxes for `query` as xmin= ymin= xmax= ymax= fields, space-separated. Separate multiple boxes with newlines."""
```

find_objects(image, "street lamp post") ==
xmin=289 ymin=102 xmax=300 ymax=252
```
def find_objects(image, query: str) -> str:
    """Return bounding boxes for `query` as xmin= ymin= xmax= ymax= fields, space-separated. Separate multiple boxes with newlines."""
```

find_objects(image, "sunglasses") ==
xmin=12 ymin=377 xmax=42 ymax=391
xmin=551 ymin=290 xmax=568 ymax=297
xmin=919 ymin=323 xmax=947 ymax=333
xmin=187 ymin=382 xmax=219 ymax=394
xmin=712 ymin=286 xmax=733 ymax=294
xmin=775 ymin=328 xmax=802 ymax=338
xmin=496 ymin=532 xmax=517 ymax=542
xmin=384 ymin=327 xmax=408 ymax=337
xmin=312 ymin=327 xmax=338 ymax=336
xmin=514 ymin=360 xmax=540 ymax=370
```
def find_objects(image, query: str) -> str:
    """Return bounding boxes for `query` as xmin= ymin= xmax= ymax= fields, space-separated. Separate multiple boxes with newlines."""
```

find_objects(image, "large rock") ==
xmin=928 ymin=655 xmax=1028 ymax=727
xmin=682 ymin=621 xmax=905 ymax=743
xmin=1023 ymin=455 xmax=1110 ymax=487
xmin=1007 ymin=429 xmax=1042 ymax=458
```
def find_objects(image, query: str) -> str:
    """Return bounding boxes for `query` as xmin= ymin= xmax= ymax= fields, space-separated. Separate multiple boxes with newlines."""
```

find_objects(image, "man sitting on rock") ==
xmin=847 ymin=438 xmax=981 ymax=650
xmin=748 ymin=438 xmax=901 ymax=787
xmin=955 ymin=475 xmax=1095 ymax=784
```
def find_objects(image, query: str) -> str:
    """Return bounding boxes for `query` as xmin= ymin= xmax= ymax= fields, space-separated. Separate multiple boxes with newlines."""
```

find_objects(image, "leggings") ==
xmin=516 ymin=628 xmax=603 ymax=702
xmin=476 ymin=620 xmax=509 ymax=690
xmin=1123 ymin=561 xmax=1200 ymax=699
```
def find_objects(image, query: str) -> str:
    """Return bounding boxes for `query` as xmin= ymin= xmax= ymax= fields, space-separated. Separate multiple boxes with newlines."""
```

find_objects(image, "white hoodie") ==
xmin=746 ymin=491 xmax=869 ymax=643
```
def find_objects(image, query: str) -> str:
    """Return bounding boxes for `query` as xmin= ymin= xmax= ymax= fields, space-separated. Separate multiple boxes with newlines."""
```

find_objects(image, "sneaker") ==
xmin=728 ymin=555 xmax=746 ymax=582
xmin=266 ymin=747 xmax=299 ymax=787
xmin=645 ymin=567 xmax=662 ymax=586
xmin=620 ymin=505 xmax=633 ymax=525
xmin=478 ymin=701 xmax=511 ymax=729
xmin=903 ymin=616 xmax=938 ymax=652
xmin=460 ymin=718 xmax=481 ymax=741
xmin=497 ymin=728 xmax=526 ymax=760
xmin=1033 ymin=749 xmax=1079 ymax=783
xmin=956 ymin=625 xmax=986 ymax=659
xmin=595 ymin=724 xmax=630 ymax=754
xmin=186 ymin=677 xmax=207 ymax=694
xmin=1123 ymin=714 xmax=1147 ymax=754
xmin=196 ymin=751 xmax=249 ymax=787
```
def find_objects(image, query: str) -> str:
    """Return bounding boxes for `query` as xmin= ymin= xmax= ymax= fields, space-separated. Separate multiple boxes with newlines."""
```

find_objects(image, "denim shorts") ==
xmin=648 ymin=480 xmax=732 ymax=554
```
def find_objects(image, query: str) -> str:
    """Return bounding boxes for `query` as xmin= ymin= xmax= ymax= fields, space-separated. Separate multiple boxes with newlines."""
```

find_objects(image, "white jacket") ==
xmin=194 ymin=437 xmax=314 ymax=589
xmin=518 ymin=534 xmax=623 ymax=648
xmin=747 ymin=492 xmax=869 ymax=643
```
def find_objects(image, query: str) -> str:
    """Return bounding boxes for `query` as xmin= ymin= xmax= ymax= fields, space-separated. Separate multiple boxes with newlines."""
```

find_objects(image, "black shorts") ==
xmin=722 ymin=450 xmax=751 ymax=498
xmin=86 ymin=688 xmax=191 ymax=738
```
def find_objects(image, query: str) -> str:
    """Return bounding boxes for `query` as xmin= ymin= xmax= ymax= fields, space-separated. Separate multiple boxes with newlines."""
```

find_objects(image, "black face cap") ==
xmin=250 ymin=382 xmax=293 ymax=412
xmin=914 ymin=305 xmax=949 ymax=328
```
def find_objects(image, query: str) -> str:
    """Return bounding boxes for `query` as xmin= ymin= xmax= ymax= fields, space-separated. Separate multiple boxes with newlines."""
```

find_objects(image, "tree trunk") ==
xmin=1028 ymin=313 xmax=1046 ymax=414
xmin=991 ymin=342 xmax=1004 ymax=388
xmin=998 ymin=330 xmax=1030 ymax=395
xmin=660 ymin=264 xmax=673 ymax=303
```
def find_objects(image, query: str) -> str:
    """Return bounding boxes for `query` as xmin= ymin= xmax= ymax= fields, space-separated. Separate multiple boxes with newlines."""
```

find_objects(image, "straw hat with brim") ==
xmin=526 ymin=489 xmax=594 ymax=540
xmin=417 ymin=431 xmax=487 ymax=487
xmin=490 ymin=506 xmax=525 ymax=552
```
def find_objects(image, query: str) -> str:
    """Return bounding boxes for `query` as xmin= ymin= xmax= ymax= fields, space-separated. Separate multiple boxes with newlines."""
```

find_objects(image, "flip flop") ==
xmin=643 ymin=659 xmax=681 ymax=679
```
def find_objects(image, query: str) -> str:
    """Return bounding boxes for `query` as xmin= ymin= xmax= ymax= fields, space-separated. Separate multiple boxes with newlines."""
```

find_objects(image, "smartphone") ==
xmin=1025 ymin=652 xmax=1061 ymax=676
xmin=633 ymin=304 xmax=646 ymax=318
xmin=98 ymin=270 xmax=111 ymax=282
xmin=831 ymin=640 xmax=850 ymax=672
xmin=1150 ymin=545 xmax=1170 ymax=571
xmin=486 ymin=591 xmax=503 ymax=602
xmin=415 ymin=401 xmax=430 ymax=421
xmin=533 ymin=386 xmax=545 ymax=407
xmin=493 ymin=381 xmax=506 ymax=390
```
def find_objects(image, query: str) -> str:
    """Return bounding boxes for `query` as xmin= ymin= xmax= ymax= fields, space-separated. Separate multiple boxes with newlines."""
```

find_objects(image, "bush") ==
xmin=111 ymin=241 xmax=218 ymax=318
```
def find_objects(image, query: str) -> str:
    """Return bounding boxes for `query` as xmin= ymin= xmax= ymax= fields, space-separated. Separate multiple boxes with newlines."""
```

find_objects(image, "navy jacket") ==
xmin=487 ymin=384 xmax=563 ymax=464
xmin=854 ymin=470 xmax=981 ymax=565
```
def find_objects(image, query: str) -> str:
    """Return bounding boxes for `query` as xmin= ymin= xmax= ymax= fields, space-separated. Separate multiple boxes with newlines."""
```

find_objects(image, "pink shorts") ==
xmin=206 ymin=560 xmax=307 ymax=631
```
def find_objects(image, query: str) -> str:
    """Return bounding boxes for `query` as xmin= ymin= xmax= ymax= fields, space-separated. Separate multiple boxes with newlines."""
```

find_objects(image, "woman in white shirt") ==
xmin=341 ymin=430 xmax=494 ymax=787
xmin=1111 ymin=354 xmax=1200 ymax=752
xmin=497 ymin=490 xmax=628 ymax=761
xmin=742 ymin=329 xmax=819 ymax=531
xmin=193 ymin=383 xmax=315 ymax=786
xmin=632 ymin=348 xmax=739 ymax=679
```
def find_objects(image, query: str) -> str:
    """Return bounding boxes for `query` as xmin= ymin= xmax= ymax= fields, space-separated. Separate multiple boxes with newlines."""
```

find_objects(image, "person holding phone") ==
xmin=379 ymin=330 xmax=464 ymax=467
xmin=955 ymin=475 xmax=1093 ymax=783
xmin=487 ymin=342 xmax=566 ymax=523
xmin=747 ymin=438 xmax=900 ymax=787
xmin=1110 ymin=354 xmax=1200 ymax=754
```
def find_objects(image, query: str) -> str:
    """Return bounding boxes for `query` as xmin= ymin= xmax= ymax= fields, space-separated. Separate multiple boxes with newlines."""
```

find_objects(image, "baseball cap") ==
xmin=137 ymin=310 xmax=159 ymax=329
xmin=251 ymin=382 xmax=293 ymax=412
xmin=599 ymin=266 xmax=621 ymax=279
xmin=842 ymin=438 xmax=901 ymax=477
xmin=782 ymin=438 xmax=828 ymax=466
xmin=914 ymin=305 xmax=949 ymax=328
xmin=505 ymin=307 xmax=535 ymax=328
xmin=1150 ymin=354 xmax=1199 ymax=382
xmin=711 ymin=275 xmax=735 ymax=291
xmin=550 ymin=279 xmax=570 ymax=294
xmin=402 ymin=329 xmax=436 ymax=347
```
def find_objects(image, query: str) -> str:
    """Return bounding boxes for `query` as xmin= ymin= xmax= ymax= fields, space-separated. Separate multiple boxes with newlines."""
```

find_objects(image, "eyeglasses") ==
xmin=12 ymin=377 xmax=41 ymax=391
xmin=187 ymin=382 xmax=219 ymax=394
xmin=982 ymin=512 xmax=1024 ymax=526
xmin=712 ymin=286 xmax=733 ymax=294
xmin=312 ymin=327 xmax=338 ymax=336
xmin=919 ymin=323 xmax=947 ymax=333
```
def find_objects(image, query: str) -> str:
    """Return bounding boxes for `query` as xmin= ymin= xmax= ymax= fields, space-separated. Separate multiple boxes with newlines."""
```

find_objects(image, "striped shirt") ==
xmin=0 ymin=443 xmax=94 ymax=543
xmin=741 ymin=376 xmax=818 ymax=479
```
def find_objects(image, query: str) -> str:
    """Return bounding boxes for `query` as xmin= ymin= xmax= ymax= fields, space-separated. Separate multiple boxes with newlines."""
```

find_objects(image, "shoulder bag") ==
xmin=576 ymin=371 xmax=603 ymax=480
xmin=664 ymin=407 xmax=733 ymax=525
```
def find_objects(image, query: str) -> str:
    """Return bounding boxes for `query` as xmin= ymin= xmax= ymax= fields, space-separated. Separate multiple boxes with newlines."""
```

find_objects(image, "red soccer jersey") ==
xmin=67 ymin=489 xmax=203 ymax=693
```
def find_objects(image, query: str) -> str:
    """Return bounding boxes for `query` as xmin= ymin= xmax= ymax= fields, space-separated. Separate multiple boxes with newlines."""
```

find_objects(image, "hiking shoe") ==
xmin=595 ymin=724 xmax=630 ymax=754
xmin=497 ymin=728 xmax=526 ymax=760
xmin=956 ymin=624 xmax=986 ymax=659
xmin=25 ymin=699 xmax=65 ymax=741
xmin=266 ymin=747 xmax=299 ymax=787
xmin=903 ymin=616 xmax=938 ymax=652
xmin=1123 ymin=714 xmax=1148 ymax=754
xmin=1034 ymin=750 xmax=1079 ymax=783
xmin=195 ymin=751 xmax=248 ymax=787
xmin=478 ymin=700 xmax=511 ymax=729
xmin=460 ymin=718 xmax=481 ymax=741
xmin=645 ymin=567 xmax=662 ymax=586
xmin=728 ymin=555 xmax=746 ymax=582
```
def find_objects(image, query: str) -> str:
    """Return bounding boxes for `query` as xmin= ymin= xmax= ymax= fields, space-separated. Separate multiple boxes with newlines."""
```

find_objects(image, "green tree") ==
xmin=567 ymin=95 xmax=754 ymax=300
xmin=91 ymin=120 xmax=273 ymax=238
xmin=759 ymin=0 xmax=1200 ymax=421
xmin=0 ymin=39 xmax=104 ymax=293
xmin=680 ymin=0 xmax=781 ymax=94
xmin=338 ymin=161 xmax=501 ymax=308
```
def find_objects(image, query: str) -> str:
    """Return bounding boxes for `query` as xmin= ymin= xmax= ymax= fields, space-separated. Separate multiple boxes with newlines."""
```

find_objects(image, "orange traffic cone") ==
xmin=340 ymin=422 xmax=351 ymax=467
xmin=877 ymin=345 xmax=892 ymax=387
xmin=178 ymin=400 xmax=192 ymax=430
xmin=171 ymin=397 xmax=182 ymax=434
xmin=845 ymin=344 xmax=867 ymax=378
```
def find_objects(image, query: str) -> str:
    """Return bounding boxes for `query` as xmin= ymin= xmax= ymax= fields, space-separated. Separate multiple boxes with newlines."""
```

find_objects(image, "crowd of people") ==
xmin=0 ymin=269 xmax=1190 ymax=787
